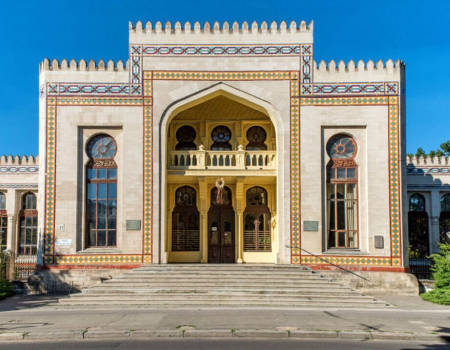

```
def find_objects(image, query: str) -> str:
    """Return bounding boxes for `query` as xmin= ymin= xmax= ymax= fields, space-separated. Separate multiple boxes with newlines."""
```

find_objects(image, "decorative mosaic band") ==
xmin=130 ymin=45 xmax=142 ymax=96
xmin=0 ymin=166 xmax=39 ymax=173
xmin=407 ymin=184 xmax=450 ymax=189
xmin=290 ymin=95 xmax=301 ymax=260
xmin=54 ymin=255 xmax=143 ymax=264
xmin=389 ymin=96 xmax=401 ymax=266
xmin=313 ymin=82 xmax=398 ymax=95
xmin=407 ymin=167 xmax=450 ymax=175
xmin=45 ymin=98 xmax=57 ymax=257
xmin=0 ymin=183 xmax=38 ymax=188
xmin=151 ymin=71 xmax=292 ymax=81
xmin=142 ymin=45 xmax=301 ymax=56
xmin=301 ymin=255 xmax=392 ymax=266
xmin=301 ymin=96 xmax=390 ymax=106
xmin=300 ymin=44 xmax=313 ymax=95
xmin=143 ymin=74 xmax=153 ymax=263
xmin=56 ymin=97 xmax=143 ymax=106
xmin=48 ymin=84 xmax=130 ymax=95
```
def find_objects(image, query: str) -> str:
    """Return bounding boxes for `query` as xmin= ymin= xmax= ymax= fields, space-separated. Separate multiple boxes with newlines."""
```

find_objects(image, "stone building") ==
xmin=1 ymin=20 xmax=433 ymax=293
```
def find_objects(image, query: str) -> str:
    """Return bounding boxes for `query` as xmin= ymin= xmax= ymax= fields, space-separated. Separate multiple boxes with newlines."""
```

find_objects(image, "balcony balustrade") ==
xmin=168 ymin=149 xmax=276 ymax=170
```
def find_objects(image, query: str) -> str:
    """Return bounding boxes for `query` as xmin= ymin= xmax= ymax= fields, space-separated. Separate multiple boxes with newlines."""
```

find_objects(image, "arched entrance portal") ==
xmin=162 ymin=86 xmax=281 ymax=264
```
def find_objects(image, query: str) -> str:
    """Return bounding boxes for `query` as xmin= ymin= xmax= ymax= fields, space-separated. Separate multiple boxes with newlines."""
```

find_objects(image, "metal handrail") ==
xmin=286 ymin=245 xmax=369 ymax=281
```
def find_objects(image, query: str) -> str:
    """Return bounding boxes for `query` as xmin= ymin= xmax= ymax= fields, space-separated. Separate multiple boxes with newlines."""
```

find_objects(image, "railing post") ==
xmin=197 ymin=145 xmax=206 ymax=169
xmin=237 ymin=144 xmax=246 ymax=169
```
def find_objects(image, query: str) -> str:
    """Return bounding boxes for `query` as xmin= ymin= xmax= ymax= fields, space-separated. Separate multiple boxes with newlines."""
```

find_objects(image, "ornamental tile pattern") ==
xmin=0 ymin=184 xmax=38 ymax=188
xmin=142 ymin=45 xmax=301 ymax=56
xmin=57 ymin=97 xmax=143 ymax=106
xmin=55 ymin=255 xmax=142 ymax=264
xmin=152 ymin=71 xmax=292 ymax=81
xmin=48 ymin=84 xmax=130 ymax=95
xmin=301 ymin=256 xmax=392 ymax=266
xmin=143 ymin=76 xmax=153 ymax=262
xmin=0 ymin=166 xmax=39 ymax=173
xmin=45 ymin=98 xmax=56 ymax=257
xmin=406 ymin=167 xmax=450 ymax=175
xmin=300 ymin=44 xmax=313 ymax=95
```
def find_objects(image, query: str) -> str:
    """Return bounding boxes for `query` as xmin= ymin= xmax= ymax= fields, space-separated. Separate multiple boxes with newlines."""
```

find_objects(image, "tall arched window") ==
xmin=246 ymin=126 xmax=267 ymax=150
xmin=439 ymin=194 xmax=450 ymax=244
xmin=19 ymin=192 xmax=38 ymax=255
xmin=244 ymin=187 xmax=271 ymax=252
xmin=86 ymin=134 xmax=117 ymax=248
xmin=408 ymin=193 xmax=429 ymax=258
xmin=0 ymin=192 xmax=6 ymax=251
xmin=326 ymin=135 xmax=358 ymax=249
xmin=172 ymin=186 xmax=199 ymax=251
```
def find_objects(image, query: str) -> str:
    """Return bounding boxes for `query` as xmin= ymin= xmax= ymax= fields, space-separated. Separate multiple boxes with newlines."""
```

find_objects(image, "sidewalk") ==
xmin=0 ymin=294 xmax=450 ymax=343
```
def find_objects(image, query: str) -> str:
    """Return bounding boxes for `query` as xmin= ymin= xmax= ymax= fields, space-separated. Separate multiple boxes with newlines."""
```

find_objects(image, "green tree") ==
xmin=440 ymin=141 xmax=450 ymax=157
xmin=407 ymin=153 xmax=414 ymax=158
xmin=435 ymin=149 xmax=445 ymax=157
xmin=429 ymin=150 xmax=436 ymax=158
xmin=415 ymin=147 xmax=427 ymax=158
xmin=421 ymin=243 xmax=450 ymax=305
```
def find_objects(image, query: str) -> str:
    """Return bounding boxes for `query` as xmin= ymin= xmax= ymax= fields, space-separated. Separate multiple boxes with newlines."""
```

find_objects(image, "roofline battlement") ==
xmin=315 ymin=59 xmax=404 ymax=74
xmin=129 ymin=20 xmax=313 ymax=34
xmin=39 ymin=58 xmax=129 ymax=73
xmin=0 ymin=155 xmax=39 ymax=165
xmin=407 ymin=156 xmax=450 ymax=166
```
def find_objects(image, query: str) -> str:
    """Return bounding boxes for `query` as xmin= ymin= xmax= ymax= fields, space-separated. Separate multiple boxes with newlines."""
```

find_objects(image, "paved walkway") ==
xmin=0 ymin=294 xmax=450 ymax=343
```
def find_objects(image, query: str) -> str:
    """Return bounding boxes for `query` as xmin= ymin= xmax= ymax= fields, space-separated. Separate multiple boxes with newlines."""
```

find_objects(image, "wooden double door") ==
xmin=208 ymin=205 xmax=235 ymax=263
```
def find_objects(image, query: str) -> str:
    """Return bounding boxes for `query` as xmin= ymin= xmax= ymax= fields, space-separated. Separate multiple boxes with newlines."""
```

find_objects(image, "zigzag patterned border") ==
xmin=0 ymin=166 xmax=39 ymax=173
xmin=142 ymin=45 xmax=301 ymax=56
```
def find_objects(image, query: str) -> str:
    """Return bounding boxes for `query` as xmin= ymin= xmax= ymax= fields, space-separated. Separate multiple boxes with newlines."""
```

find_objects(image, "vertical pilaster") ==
xmin=430 ymin=190 xmax=441 ymax=254
xmin=199 ymin=179 xmax=208 ymax=263
xmin=236 ymin=179 xmax=244 ymax=263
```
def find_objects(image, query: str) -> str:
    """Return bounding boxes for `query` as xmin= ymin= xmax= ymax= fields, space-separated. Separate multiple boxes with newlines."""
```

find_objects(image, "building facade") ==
xmin=2 ymin=20 xmax=431 ymax=291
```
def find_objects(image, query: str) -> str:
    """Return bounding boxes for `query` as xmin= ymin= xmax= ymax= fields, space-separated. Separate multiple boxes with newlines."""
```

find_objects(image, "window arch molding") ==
xmin=243 ymin=124 xmax=271 ymax=150
xmin=172 ymin=185 xmax=199 ymax=209
xmin=174 ymin=125 xmax=198 ymax=151
xmin=19 ymin=192 xmax=38 ymax=255
xmin=409 ymin=193 xmax=426 ymax=212
xmin=85 ymin=133 xmax=118 ymax=248
xmin=325 ymin=134 xmax=359 ymax=249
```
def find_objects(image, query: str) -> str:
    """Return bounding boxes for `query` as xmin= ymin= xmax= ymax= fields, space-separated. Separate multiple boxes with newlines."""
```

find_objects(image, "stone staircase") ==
xmin=60 ymin=264 xmax=391 ymax=308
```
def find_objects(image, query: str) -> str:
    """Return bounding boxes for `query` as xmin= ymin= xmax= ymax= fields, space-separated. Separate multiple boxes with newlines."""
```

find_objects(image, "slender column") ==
xmin=6 ymin=214 xmax=16 ymax=252
xmin=236 ymin=179 xmax=244 ymax=263
xmin=429 ymin=190 xmax=441 ymax=254
xmin=199 ymin=178 xmax=208 ymax=263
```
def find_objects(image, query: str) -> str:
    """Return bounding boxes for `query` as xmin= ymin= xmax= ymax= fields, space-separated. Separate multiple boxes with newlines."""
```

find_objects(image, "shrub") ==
xmin=0 ymin=279 xmax=14 ymax=300
xmin=420 ymin=243 xmax=450 ymax=305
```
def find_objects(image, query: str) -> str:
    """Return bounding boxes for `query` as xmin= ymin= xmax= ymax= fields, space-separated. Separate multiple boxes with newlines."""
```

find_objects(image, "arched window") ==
xmin=19 ymin=192 xmax=38 ymax=255
xmin=211 ymin=125 xmax=232 ymax=151
xmin=439 ymin=194 xmax=450 ymax=244
xmin=246 ymin=126 xmax=267 ymax=150
xmin=172 ymin=186 xmax=199 ymax=251
xmin=86 ymin=134 xmax=117 ymax=248
xmin=175 ymin=126 xmax=197 ymax=150
xmin=0 ymin=192 xmax=6 ymax=251
xmin=244 ymin=187 xmax=271 ymax=252
xmin=326 ymin=135 xmax=358 ymax=249
xmin=410 ymin=193 xmax=426 ymax=212
xmin=408 ymin=193 xmax=429 ymax=258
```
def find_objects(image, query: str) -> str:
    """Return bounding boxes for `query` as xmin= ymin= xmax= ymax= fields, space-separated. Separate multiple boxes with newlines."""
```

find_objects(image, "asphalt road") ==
xmin=0 ymin=339 xmax=447 ymax=350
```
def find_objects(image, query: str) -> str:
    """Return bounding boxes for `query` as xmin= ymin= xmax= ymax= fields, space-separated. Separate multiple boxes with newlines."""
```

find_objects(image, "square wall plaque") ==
xmin=126 ymin=220 xmax=141 ymax=231
xmin=303 ymin=221 xmax=319 ymax=231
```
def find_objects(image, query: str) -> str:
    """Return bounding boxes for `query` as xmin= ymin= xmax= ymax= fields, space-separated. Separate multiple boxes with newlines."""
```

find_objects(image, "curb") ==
xmin=0 ymin=329 xmax=449 ymax=343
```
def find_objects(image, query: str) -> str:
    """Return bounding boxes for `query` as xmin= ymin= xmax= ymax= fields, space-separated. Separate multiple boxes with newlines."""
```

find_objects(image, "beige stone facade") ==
xmin=2 ymin=20 xmax=430 ymax=290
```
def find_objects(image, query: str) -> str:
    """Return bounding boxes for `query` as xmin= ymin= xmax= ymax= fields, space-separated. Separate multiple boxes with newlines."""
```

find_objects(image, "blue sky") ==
xmin=0 ymin=0 xmax=448 ymax=156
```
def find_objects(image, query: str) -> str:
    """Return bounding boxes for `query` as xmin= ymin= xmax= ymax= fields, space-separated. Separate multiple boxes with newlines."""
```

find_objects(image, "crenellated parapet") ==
xmin=407 ymin=156 xmax=450 ymax=166
xmin=0 ymin=155 xmax=39 ymax=165
xmin=39 ymin=58 xmax=128 ymax=73
xmin=314 ymin=59 xmax=405 ymax=84
xmin=129 ymin=20 xmax=313 ymax=45
xmin=129 ymin=20 xmax=313 ymax=34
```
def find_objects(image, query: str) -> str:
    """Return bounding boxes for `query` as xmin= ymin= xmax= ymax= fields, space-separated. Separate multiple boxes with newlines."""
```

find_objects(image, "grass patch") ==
xmin=421 ymin=289 xmax=450 ymax=305
xmin=0 ymin=280 xmax=14 ymax=300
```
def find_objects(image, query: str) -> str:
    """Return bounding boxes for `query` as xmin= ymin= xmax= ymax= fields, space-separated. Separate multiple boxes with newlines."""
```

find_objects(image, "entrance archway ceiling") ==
xmin=173 ymin=96 xmax=270 ymax=121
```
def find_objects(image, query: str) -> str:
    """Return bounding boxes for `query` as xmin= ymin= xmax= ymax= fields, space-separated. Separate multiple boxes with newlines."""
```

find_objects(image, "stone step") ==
xmin=81 ymin=288 xmax=360 ymax=295
xmin=111 ymin=275 xmax=329 ymax=281
xmin=124 ymin=270 xmax=317 ymax=276
xmin=59 ymin=298 xmax=389 ymax=307
xmin=71 ymin=293 xmax=375 ymax=301
xmin=98 ymin=282 xmax=346 ymax=289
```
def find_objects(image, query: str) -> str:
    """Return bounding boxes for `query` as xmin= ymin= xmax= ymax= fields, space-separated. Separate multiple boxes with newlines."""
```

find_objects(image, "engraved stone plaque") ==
xmin=303 ymin=221 xmax=319 ymax=231
xmin=126 ymin=220 xmax=141 ymax=231
xmin=374 ymin=236 xmax=384 ymax=249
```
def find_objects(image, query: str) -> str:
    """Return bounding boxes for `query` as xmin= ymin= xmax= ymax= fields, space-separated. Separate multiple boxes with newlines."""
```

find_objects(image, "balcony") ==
xmin=167 ymin=149 xmax=276 ymax=174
